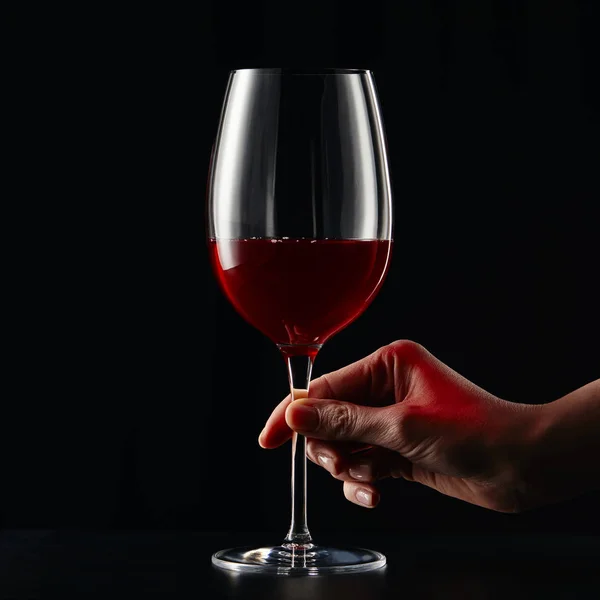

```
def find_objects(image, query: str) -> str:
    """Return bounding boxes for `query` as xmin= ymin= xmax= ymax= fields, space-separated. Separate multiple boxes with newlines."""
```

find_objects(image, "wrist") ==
xmin=499 ymin=396 xmax=595 ymax=512
xmin=514 ymin=401 xmax=556 ymax=511
xmin=490 ymin=400 xmax=552 ymax=513
xmin=479 ymin=380 xmax=599 ymax=513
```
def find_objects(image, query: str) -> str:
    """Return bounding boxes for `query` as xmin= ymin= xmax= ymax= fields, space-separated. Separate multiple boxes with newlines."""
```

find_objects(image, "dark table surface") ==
xmin=1 ymin=529 xmax=599 ymax=599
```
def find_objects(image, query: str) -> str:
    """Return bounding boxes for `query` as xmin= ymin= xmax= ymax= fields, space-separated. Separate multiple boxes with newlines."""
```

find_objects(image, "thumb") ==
xmin=285 ymin=399 xmax=401 ymax=449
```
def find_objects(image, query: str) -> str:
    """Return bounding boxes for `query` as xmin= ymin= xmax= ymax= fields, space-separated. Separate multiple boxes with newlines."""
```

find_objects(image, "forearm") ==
xmin=519 ymin=379 xmax=600 ymax=510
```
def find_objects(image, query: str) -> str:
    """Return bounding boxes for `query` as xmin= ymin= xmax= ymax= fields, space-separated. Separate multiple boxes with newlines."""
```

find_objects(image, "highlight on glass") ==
xmin=207 ymin=68 xmax=393 ymax=575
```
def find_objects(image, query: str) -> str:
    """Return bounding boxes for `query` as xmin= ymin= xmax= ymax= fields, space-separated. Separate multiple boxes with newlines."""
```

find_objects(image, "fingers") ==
xmin=258 ymin=394 xmax=292 ymax=449
xmin=285 ymin=398 xmax=404 ymax=451
xmin=305 ymin=440 xmax=367 ymax=476
xmin=259 ymin=340 xmax=428 ymax=449
xmin=299 ymin=341 xmax=418 ymax=408
xmin=329 ymin=446 xmax=413 ymax=510
xmin=307 ymin=340 xmax=430 ymax=407
xmin=343 ymin=481 xmax=380 ymax=508
xmin=307 ymin=442 xmax=413 ymax=483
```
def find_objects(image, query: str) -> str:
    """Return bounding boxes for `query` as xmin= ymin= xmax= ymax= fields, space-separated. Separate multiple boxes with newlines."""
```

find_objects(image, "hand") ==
xmin=259 ymin=340 xmax=544 ymax=513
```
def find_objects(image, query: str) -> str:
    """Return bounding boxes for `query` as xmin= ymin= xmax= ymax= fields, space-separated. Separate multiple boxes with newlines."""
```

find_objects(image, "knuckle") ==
xmin=306 ymin=441 xmax=341 ymax=473
xmin=306 ymin=439 xmax=318 ymax=460
xmin=387 ymin=404 xmax=419 ymax=452
xmin=331 ymin=470 xmax=349 ymax=482
xmin=325 ymin=402 xmax=356 ymax=438
xmin=386 ymin=339 xmax=425 ymax=362
xmin=376 ymin=340 xmax=427 ymax=402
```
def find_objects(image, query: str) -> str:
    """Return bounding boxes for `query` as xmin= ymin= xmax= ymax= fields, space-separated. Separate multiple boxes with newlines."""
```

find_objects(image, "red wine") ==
xmin=208 ymin=238 xmax=392 ymax=347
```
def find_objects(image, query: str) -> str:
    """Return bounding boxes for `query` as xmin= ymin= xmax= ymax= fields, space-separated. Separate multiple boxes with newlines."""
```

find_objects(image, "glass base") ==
xmin=212 ymin=542 xmax=386 ymax=575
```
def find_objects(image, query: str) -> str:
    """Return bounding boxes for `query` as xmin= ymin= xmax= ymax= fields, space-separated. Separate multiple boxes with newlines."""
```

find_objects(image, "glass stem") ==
xmin=282 ymin=352 xmax=316 ymax=549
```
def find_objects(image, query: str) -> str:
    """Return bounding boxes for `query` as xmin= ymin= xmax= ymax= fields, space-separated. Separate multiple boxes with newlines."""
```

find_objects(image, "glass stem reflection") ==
xmin=282 ymin=351 xmax=318 ymax=549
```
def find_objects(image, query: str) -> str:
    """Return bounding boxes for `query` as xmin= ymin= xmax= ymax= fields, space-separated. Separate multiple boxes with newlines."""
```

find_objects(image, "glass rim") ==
xmin=230 ymin=67 xmax=372 ymax=75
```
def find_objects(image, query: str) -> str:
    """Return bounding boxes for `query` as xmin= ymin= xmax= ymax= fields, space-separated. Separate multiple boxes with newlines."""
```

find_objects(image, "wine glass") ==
xmin=206 ymin=68 xmax=393 ymax=575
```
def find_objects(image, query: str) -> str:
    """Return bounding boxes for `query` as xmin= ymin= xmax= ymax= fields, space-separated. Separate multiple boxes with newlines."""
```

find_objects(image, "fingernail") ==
xmin=356 ymin=488 xmax=373 ymax=507
xmin=258 ymin=429 xmax=266 ymax=447
xmin=349 ymin=462 xmax=372 ymax=481
xmin=287 ymin=404 xmax=319 ymax=432
xmin=317 ymin=454 xmax=334 ymax=473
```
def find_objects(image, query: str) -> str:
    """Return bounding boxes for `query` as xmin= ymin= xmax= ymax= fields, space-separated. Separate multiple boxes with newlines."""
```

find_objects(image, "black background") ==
xmin=4 ymin=0 xmax=599 ymax=540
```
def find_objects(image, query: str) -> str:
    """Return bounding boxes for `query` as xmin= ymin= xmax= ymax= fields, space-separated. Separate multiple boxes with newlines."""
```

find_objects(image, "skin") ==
xmin=258 ymin=340 xmax=600 ymax=512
